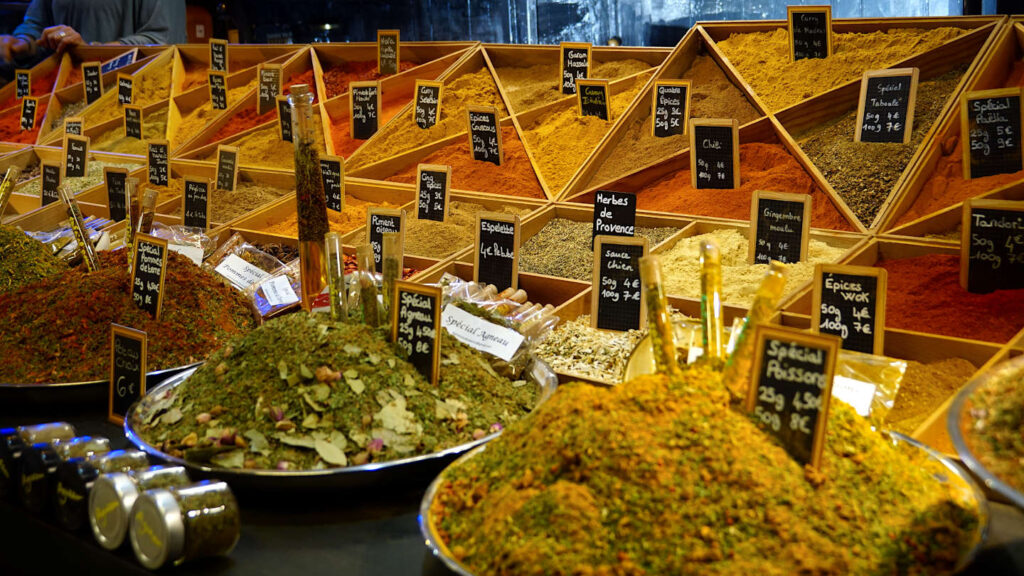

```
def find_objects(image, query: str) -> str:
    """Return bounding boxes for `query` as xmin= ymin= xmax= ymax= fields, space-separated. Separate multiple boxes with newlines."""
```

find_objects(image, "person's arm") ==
xmin=115 ymin=0 xmax=170 ymax=45
xmin=11 ymin=0 xmax=51 ymax=41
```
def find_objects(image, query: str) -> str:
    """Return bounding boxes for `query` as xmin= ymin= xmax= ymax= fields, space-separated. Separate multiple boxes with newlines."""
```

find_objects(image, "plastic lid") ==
xmin=89 ymin=472 xmax=137 ymax=550
xmin=130 ymin=488 xmax=185 ymax=570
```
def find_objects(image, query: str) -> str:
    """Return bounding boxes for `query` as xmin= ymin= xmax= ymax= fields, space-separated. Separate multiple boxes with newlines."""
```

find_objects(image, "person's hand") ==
xmin=0 ymin=35 xmax=32 ymax=62
xmin=40 ymin=25 xmax=84 ymax=53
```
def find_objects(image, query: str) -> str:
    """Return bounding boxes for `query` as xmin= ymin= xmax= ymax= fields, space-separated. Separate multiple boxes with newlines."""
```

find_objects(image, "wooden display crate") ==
xmin=0 ymin=53 xmax=63 ymax=112
xmin=70 ymin=98 xmax=169 ymax=156
xmin=415 ymin=255 xmax=590 ymax=310
xmin=171 ymin=44 xmax=301 ymax=98
xmin=0 ymin=142 xmax=28 ymax=158
xmin=167 ymin=65 xmax=262 ymax=153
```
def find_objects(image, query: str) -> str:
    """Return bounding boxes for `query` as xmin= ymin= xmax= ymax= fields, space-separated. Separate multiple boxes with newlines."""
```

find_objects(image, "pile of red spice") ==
xmin=330 ymin=90 xmax=411 ymax=157
xmin=0 ymin=66 xmax=60 ymax=110
xmin=0 ymin=98 xmax=48 ymax=144
xmin=880 ymin=253 xmax=1024 ymax=343
xmin=206 ymin=69 xmax=319 ymax=143
xmin=0 ymin=251 xmax=257 ymax=384
xmin=322 ymin=60 xmax=416 ymax=99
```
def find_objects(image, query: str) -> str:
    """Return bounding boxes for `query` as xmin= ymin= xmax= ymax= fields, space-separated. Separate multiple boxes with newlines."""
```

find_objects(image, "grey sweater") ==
xmin=13 ymin=0 xmax=172 ymax=45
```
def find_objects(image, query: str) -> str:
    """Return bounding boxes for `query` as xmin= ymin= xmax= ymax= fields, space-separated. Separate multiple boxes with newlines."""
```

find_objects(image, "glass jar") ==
xmin=90 ymin=465 xmax=190 ymax=550
xmin=130 ymin=480 xmax=240 ymax=569
xmin=0 ymin=422 xmax=75 ymax=499
xmin=19 ymin=436 xmax=110 ymax=516
xmin=56 ymin=449 xmax=149 ymax=532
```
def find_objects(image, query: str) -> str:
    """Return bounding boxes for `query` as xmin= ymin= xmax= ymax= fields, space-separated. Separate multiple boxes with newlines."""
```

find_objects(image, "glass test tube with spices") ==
xmin=59 ymin=184 xmax=100 ymax=272
xmin=357 ymin=244 xmax=380 ymax=327
xmin=325 ymin=231 xmax=347 ymax=321
xmin=290 ymin=84 xmax=328 ymax=310
xmin=0 ymin=166 xmax=21 ymax=218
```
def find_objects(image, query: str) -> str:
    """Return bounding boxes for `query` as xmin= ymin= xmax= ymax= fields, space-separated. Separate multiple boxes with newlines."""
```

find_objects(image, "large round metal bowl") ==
xmin=419 ymin=432 xmax=989 ymax=576
xmin=124 ymin=357 xmax=558 ymax=492
xmin=949 ymin=354 xmax=1024 ymax=509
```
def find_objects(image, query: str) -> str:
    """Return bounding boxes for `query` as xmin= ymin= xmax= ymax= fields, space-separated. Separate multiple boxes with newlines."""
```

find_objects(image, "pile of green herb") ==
xmin=134 ymin=314 xmax=539 ymax=471
xmin=0 ymin=225 xmax=67 ymax=295
xmin=961 ymin=363 xmax=1024 ymax=494
xmin=431 ymin=365 xmax=979 ymax=575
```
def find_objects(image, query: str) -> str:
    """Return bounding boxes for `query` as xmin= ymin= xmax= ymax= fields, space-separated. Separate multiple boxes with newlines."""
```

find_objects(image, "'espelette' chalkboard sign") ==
xmin=961 ymin=199 xmax=1024 ymax=293
xmin=108 ymin=324 xmax=146 ymax=426
xmin=117 ymin=73 xmax=133 ymax=105
xmin=475 ymin=213 xmax=519 ymax=291
xmin=41 ymin=163 xmax=61 ymax=207
xmin=652 ymin=80 xmax=690 ymax=138
xmin=690 ymin=118 xmax=740 ymax=189
xmin=209 ymin=71 xmax=228 ymax=110
xmin=123 ymin=105 xmax=142 ymax=139
xmin=392 ymin=281 xmax=441 ymax=384
xmin=104 ymin=167 xmax=129 ymax=222
xmin=592 ymin=190 xmax=636 ymax=245
xmin=209 ymin=38 xmax=228 ymax=72
xmin=749 ymin=190 xmax=811 ymax=265
xmin=961 ymin=87 xmax=1024 ymax=180
xmin=350 ymin=81 xmax=380 ymax=140
xmin=82 ymin=62 xmax=103 ymax=104
xmin=367 ymin=208 xmax=405 ymax=273
xmin=577 ymin=79 xmax=610 ymax=121
xmin=746 ymin=325 xmax=840 ymax=468
xmin=377 ymin=30 xmax=400 ymax=76
xmin=855 ymin=68 xmax=918 ymax=144
xmin=19 ymin=97 xmax=37 ymax=132
xmin=130 ymin=233 xmax=169 ymax=319
xmin=63 ymin=135 xmax=89 ymax=179
xmin=560 ymin=42 xmax=590 ymax=95
xmin=591 ymin=236 xmax=647 ymax=332
xmin=183 ymin=178 xmax=210 ymax=229
xmin=812 ymin=264 xmax=886 ymax=355
xmin=320 ymin=155 xmax=344 ymax=212
xmin=257 ymin=64 xmax=282 ymax=116
xmin=467 ymin=106 xmax=503 ymax=166
xmin=787 ymin=5 xmax=832 ymax=61
xmin=416 ymin=164 xmax=450 ymax=222
xmin=414 ymin=80 xmax=443 ymax=129
xmin=147 ymin=140 xmax=169 ymax=186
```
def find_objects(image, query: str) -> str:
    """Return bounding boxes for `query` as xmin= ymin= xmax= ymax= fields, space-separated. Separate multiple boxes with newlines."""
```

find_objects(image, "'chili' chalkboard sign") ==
xmin=147 ymin=140 xmax=168 ymax=186
xmin=320 ymin=155 xmax=344 ymax=212
xmin=414 ymin=80 xmax=443 ymax=129
xmin=216 ymin=145 xmax=238 ymax=192
xmin=592 ymin=190 xmax=636 ymax=246
xmin=812 ymin=264 xmax=886 ymax=355
xmin=391 ymin=281 xmax=441 ymax=384
xmin=961 ymin=199 xmax=1024 ymax=293
xmin=257 ymin=64 xmax=282 ymax=116
xmin=276 ymin=95 xmax=292 ymax=142
xmin=130 ymin=233 xmax=169 ymax=319
xmin=652 ymin=80 xmax=690 ymax=138
xmin=961 ymin=87 xmax=1024 ymax=180
xmin=209 ymin=71 xmax=228 ymax=110
xmin=577 ymin=79 xmax=610 ymax=120
xmin=377 ymin=30 xmax=400 ymax=76
xmin=690 ymin=118 xmax=739 ymax=189
xmin=787 ymin=5 xmax=832 ymax=61
xmin=64 ymin=117 xmax=83 ymax=136
xmin=350 ymin=81 xmax=380 ymax=140
xmin=117 ymin=73 xmax=133 ymax=105
xmin=746 ymin=325 xmax=840 ymax=468
xmin=591 ymin=236 xmax=647 ymax=332
xmin=210 ymin=38 xmax=228 ymax=72
xmin=749 ymin=190 xmax=811 ymax=265
xmin=366 ymin=208 xmax=405 ymax=273
xmin=123 ymin=105 xmax=142 ymax=139
xmin=82 ymin=62 xmax=103 ymax=104
xmin=474 ymin=213 xmax=519 ymax=291
xmin=560 ymin=42 xmax=591 ymax=95
xmin=41 ymin=163 xmax=61 ymax=207
xmin=416 ymin=164 xmax=450 ymax=222
xmin=104 ymin=167 xmax=129 ymax=222
xmin=184 ymin=178 xmax=210 ymax=229
xmin=108 ymin=324 xmax=147 ymax=426
xmin=15 ymin=70 xmax=29 ymax=99
xmin=855 ymin=68 xmax=918 ymax=144
xmin=63 ymin=135 xmax=89 ymax=179
xmin=467 ymin=106 xmax=503 ymax=166
xmin=19 ymin=97 xmax=37 ymax=132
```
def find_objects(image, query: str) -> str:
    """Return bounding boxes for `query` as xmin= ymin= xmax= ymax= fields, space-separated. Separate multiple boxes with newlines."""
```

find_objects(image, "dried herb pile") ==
xmin=0 ymin=225 xmax=68 ymax=295
xmin=961 ymin=363 xmax=1024 ymax=494
xmin=134 ymin=314 xmax=539 ymax=471
xmin=432 ymin=365 xmax=979 ymax=575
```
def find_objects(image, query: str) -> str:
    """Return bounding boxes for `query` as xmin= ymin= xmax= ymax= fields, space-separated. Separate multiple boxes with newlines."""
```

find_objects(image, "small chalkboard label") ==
xmin=560 ymin=42 xmax=591 ymax=95
xmin=41 ymin=163 xmax=61 ymax=207
xmin=475 ymin=213 xmax=519 ymax=291
xmin=64 ymin=117 xmax=83 ymax=136
xmin=855 ymin=68 xmax=918 ymax=144
xmin=367 ymin=207 xmax=405 ymax=273
xmin=391 ymin=281 xmax=440 ymax=384
xmin=210 ymin=38 xmax=228 ymax=73
xmin=257 ymin=63 xmax=282 ymax=116
xmin=130 ymin=233 xmax=169 ymax=319
xmin=812 ymin=264 xmax=886 ymax=355
xmin=690 ymin=118 xmax=740 ymax=189
xmin=63 ymin=135 xmax=89 ymax=178
xmin=215 ymin=145 xmax=238 ymax=192
xmin=652 ymin=80 xmax=690 ymax=138
xmin=592 ymin=236 xmax=647 ymax=332
xmin=377 ymin=29 xmax=400 ymax=76
xmin=15 ymin=70 xmax=29 ymax=99
xmin=749 ymin=190 xmax=811 ymax=265
xmin=961 ymin=199 xmax=1024 ymax=293
xmin=577 ymin=79 xmax=610 ymax=121
xmin=746 ymin=325 xmax=840 ymax=468
xmin=101 ymin=49 xmax=136 ymax=74
xmin=117 ymin=73 xmax=133 ymax=105
xmin=592 ymin=190 xmax=636 ymax=246
xmin=414 ymin=80 xmax=443 ymax=129
xmin=416 ymin=164 xmax=450 ymax=222
xmin=108 ymin=324 xmax=147 ymax=426
xmin=123 ymin=105 xmax=142 ymax=139
xmin=320 ymin=155 xmax=344 ymax=212
xmin=104 ymin=167 xmax=129 ymax=221
xmin=19 ymin=97 xmax=37 ymax=132
xmin=209 ymin=71 xmax=228 ymax=110
xmin=147 ymin=140 xmax=168 ymax=186
xmin=82 ymin=62 xmax=103 ymax=104
xmin=350 ymin=81 xmax=380 ymax=140
xmin=276 ymin=95 xmax=292 ymax=142
xmin=183 ymin=178 xmax=210 ymax=229
xmin=961 ymin=87 xmax=1024 ymax=180
xmin=467 ymin=105 xmax=503 ymax=166
xmin=788 ymin=5 xmax=832 ymax=61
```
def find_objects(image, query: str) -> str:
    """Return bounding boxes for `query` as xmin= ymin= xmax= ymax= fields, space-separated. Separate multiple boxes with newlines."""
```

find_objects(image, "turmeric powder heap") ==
xmin=495 ymin=58 xmax=653 ymax=113
xmin=260 ymin=196 xmax=399 ymax=238
xmin=91 ymin=107 xmax=168 ymax=155
xmin=198 ymin=116 xmax=327 ymax=170
xmin=716 ymin=27 xmax=963 ymax=111
xmin=172 ymin=79 xmax=257 ymax=150
xmin=430 ymin=366 xmax=980 ymax=576
xmin=81 ymin=60 xmax=172 ymax=125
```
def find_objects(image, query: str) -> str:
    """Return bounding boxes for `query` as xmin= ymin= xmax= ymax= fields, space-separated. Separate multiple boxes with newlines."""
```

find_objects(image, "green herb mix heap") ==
xmin=960 ymin=363 xmax=1024 ymax=495
xmin=0 ymin=225 xmax=67 ymax=295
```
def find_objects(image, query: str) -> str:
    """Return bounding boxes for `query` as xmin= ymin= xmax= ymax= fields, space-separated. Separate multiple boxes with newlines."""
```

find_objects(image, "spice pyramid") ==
xmin=168 ymin=65 xmax=264 ymax=152
xmin=76 ymin=48 xmax=174 ymax=129
xmin=0 ymin=95 xmax=48 ymax=145
xmin=171 ymin=44 xmax=301 ymax=98
xmin=89 ymin=101 xmax=169 ymax=156
xmin=0 ymin=53 xmax=62 ymax=112
xmin=313 ymin=42 xmax=473 ymax=101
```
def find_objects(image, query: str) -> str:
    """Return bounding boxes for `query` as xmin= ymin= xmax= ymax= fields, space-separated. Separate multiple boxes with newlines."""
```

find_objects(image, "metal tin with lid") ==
xmin=0 ymin=423 xmax=75 ymax=498
xmin=55 ymin=448 xmax=149 ymax=532
xmin=89 ymin=465 xmax=189 ymax=550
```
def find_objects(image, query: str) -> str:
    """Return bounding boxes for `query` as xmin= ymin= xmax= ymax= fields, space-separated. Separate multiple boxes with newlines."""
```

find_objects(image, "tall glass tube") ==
xmin=59 ymin=184 xmax=99 ymax=272
xmin=722 ymin=261 xmax=787 ymax=399
xmin=699 ymin=240 xmax=724 ymax=360
xmin=289 ymin=84 xmax=328 ymax=311
xmin=138 ymin=187 xmax=157 ymax=236
xmin=0 ymin=167 xmax=21 ymax=218
xmin=382 ymin=232 xmax=402 ymax=327
xmin=640 ymin=255 xmax=679 ymax=377
xmin=356 ymin=244 xmax=379 ymax=327
xmin=324 ymin=232 xmax=347 ymax=322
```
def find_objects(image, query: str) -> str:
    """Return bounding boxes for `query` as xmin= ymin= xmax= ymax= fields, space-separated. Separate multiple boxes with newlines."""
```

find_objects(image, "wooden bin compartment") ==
xmin=73 ymin=98 xmax=170 ymax=156
xmin=0 ymin=53 xmax=63 ymax=113
xmin=171 ymin=44 xmax=301 ymax=98
xmin=416 ymin=256 xmax=589 ymax=310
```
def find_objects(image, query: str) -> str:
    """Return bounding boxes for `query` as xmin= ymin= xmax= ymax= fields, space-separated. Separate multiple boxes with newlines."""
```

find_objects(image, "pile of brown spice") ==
xmin=885 ymin=357 xmax=978 ymax=436
xmin=494 ymin=58 xmax=653 ymax=113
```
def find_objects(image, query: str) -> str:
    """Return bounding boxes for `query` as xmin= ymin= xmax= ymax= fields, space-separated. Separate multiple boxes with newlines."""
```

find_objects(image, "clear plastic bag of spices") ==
xmin=90 ymin=465 xmax=189 ymax=550
xmin=0 ymin=422 xmax=76 ymax=499
xmin=130 ymin=480 xmax=240 ymax=570
xmin=19 ymin=436 xmax=111 ymax=516
xmin=56 ymin=448 xmax=150 ymax=532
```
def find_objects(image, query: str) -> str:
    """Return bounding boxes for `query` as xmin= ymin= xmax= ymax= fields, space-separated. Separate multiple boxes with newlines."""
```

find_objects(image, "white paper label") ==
xmin=831 ymin=375 xmax=876 ymax=417
xmin=262 ymin=275 xmax=299 ymax=307
xmin=215 ymin=253 xmax=271 ymax=291
xmin=441 ymin=304 xmax=524 ymax=362
xmin=168 ymin=244 xmax=204 ymax=266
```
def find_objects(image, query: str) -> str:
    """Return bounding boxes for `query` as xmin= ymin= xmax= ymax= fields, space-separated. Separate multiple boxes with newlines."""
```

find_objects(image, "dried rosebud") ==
xmin=350 ymin=451 xmax=369 ymax=466
xmin=210 ymin=405 xmax=226 ymax=417
xmin=275 ymin=419 xmax=295 ymax=431
xmin=270 ymin=406 xmax=285 ymax=422
xmin=315 ymin=365 xmax=341 ymax=382
xmin=243 ymin=459 xmax=258 ymax=469
xmin=234 ymin=435 xmax=248 ymax=448
xmin=275 ymin=460 xmax=291 ymax=471
xmin=195 ymin=412 xmax=212 ymax=424
xmin=214 ymin=362 xmax=228 ymax=376
xmin=180 ymin=432 xmax=198 ymax=447
xmin=361 ymin=414 xmax=372 ymax=427
xmin=489 ymin=423 xmax=504 ymax=434
xmin=367 ymin=437 xmax=384 ymax=453
xmin=472 ymin=429 xmax=487 ymax=440
xmin=219 ymin=430 xmax=236 ymax=445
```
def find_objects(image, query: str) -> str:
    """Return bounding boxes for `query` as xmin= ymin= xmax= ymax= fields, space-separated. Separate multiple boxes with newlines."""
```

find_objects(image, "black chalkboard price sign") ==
xmin=787 ymin=5 xmax=832 ymax=61
xmin=689 ymin=118 xmax=740 ymax=189
xmin=64 ymin=117 xmax=83 ymax=136
xmin=350 ymin=81 xmax=380 ymax=140
xmin=104 ymin=167 xmax=129 ymax=221
xmin=961 ymin=87 xmax=1024 ymax=180
xmin=276 ymin=95 xmax=292 ymax=142
xmin=63 ymin=135 xmax=89 ymax=178
xmin=592 ymin=190 xmax=636 ymax=246
xmin=209 ymin=71 xmax=228 ymax=110
xmin=209 ymin=38 xmax=228 ymax=72
xmin=41 ymin=163 xmax=61 ymax=207
xmin=15 ymin=69 xmax=29 ymax=99
xmin=391 ymin=281 xmax=441 ymax=384
xmin=576 ymin=79 xmax=610 ymax=121
xmin=749 ymin=190 xmax=811 ymax=265
xmin=147 ymin=140 xmax=168 ymax=186
xmin=855 ymin=68 xmax=918 ymax=144
xmin=475 ymin=212 xmax=519 ymax=291
xmin=746 ymin=325 xmax=840 ymax=468
xmin=216 ymin=145 xmax=238 ymax=192
xmin=123 ymin=105 xmax=142 ymax=139
xmin=130 ymin=233 xmax=169 ymax=319
xmin=320 ymin=155 xmax=344 ymax=212
xmin=416 ymin=164 xmax=450 ymax=222
xmin=961 ymin=199 xmax=1024 ymax=293
xmin=183 ymin=178 xmax=210 ymax=229
xmin=652 ymin=80 xmax=690 ymax=138
xmin=82 ymin=62 xmax=103 ymax=105
xmin=366 ymin=207 xmax=405 ymax=273
xmin=377 ymin=29 xmax=400 ymax=76
xmin=591 ymin=236 xmax=647 ymax=332
xmin=19 ymin=97 xmax=37 ymax=132
xmin=414 ymin=80 xmax=443 ymax=129
xmin=560 ymin=42 xmax=591 ymax=95
xmin=466 ymin=105 xmax=503 ymax=166
xmin=108 ymin=324 xmax=147 ymax=426
xmin=812 ymin=264 xmax=886 ymax=355
xmin=257 ymin=63 xmax=282 ymax=116
xmin=117 ymin=73 xmax=133 ymax=105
